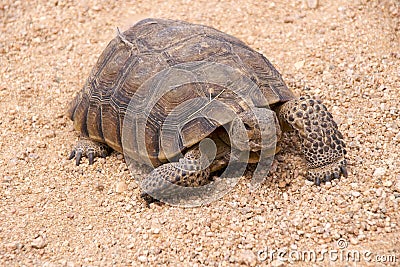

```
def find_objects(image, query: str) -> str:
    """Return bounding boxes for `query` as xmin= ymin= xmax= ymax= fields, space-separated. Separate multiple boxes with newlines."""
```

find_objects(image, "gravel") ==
xmin=1 ymin=0 xmax=399 ymax=266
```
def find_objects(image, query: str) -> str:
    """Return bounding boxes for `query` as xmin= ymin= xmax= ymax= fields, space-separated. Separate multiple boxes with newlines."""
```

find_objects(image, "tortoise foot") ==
xmin=307 ymin=158 xmax=348 ymax=185
xmin=278 ymin=96 xmax=347 ymax=185
xmin=140 ymin=147 xmax=211 ymax=203
xmin=68 ymin=137 xmax=110 ymax=165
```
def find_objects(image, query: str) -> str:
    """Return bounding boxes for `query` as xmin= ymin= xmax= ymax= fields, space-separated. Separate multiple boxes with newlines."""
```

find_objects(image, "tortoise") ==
xmin=67 ymin=18 xmax=347 ymax=202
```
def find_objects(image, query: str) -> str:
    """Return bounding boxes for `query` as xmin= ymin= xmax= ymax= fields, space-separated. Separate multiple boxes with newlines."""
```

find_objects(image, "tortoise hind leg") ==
xmin=140 ymin=146 xmax=211 ymax=205
xmin=277 ymin=96 xmax=347 ymax=185
xmin=68 ymin=137 xmax=110 ymax=165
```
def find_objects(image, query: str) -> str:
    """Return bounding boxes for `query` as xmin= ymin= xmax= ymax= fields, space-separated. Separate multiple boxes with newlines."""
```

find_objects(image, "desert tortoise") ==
xmin=68 ymin=18 xmax=347 ymax=201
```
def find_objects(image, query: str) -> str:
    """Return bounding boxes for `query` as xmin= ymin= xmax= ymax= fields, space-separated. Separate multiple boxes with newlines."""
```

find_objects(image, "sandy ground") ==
xmin=1 ymin=0 xmax=400 ymax=266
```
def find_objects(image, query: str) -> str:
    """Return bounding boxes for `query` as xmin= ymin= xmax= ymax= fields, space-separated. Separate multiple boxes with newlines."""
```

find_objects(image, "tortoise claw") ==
xmin=75 ymin=151 xmax=83 ymax=166
xmin=333 ymin=172 xmax=340 ymax=180
xmin=325 ymin=174 xmax=332 ymax=182
xmin=340 ymin=166 xmax=348 ymax=178
xmin=88 ymin=152 xmax=94 ymax=165
xmin=315 ymin=177 xmax=321 ymax=186
xmin=68 ymin=150 xmax=76 ymax=160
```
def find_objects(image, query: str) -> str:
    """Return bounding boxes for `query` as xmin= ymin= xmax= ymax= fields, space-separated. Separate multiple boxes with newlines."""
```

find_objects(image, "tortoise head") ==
xmin=228 ymin=107 xmax=280 ymax=155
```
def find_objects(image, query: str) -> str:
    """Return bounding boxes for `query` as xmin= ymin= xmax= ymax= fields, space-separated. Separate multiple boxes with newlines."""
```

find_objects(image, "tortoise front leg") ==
xmin=140 ymin=146 xmax=211 ymax=205
xmin=277 ymin=96 xmax=347 ymax=185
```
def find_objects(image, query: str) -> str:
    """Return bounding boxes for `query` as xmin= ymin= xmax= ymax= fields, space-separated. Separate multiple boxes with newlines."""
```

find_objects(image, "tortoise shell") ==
xmin=68 ymin=18 xmax=295 ymax=167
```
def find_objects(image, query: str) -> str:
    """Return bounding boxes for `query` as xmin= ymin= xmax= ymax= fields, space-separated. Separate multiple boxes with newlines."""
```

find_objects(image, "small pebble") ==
xmin=278 ymin=180 xmax=286 ymax=188
xmin=383 ymin=180 xmax=393 ymax=187
xmin=3 ymin=176 xmax=13 ymax=182
xmin=137 ymin=255 xmax=147 ymax=263
xmin=350 ymin=182 xmax=358 ymax=189
xmin=6 ymin=242 xmax=21 ymax=251
xmin=294 ymin=60 xmax=305 ymax=70
xmin=206 ymin=231 xmax=214 ymax=237
xmin=95 ymin=183 xmax=105 ymax=191
xmin=324 ymin=181 xmax=332 ymax=189
xmin=238 ymin=250 xmax=257 ymax=266
xmin=373 ymin=167 xmax=386 ymax=177
xmin=395 ymin=182 xmax=400 ymax=192
xmin=304 ymin=179 xmax=314 ymax=186
xmin=305 ymin=0 xmax=319 ymax=9
xmin=256 ymin=215 xmax=266 ymax=223
xmin=283 ymin=17 xmax=295 ymax=23
xmin=349 ymin=237 xmax=359 ymax=245
xmin=17 ymin=152 xmax=27 ymax=160
xmin=115 ymin=181 xmax=127 ymax=193
xmin=376 ymin=188 xmax=383 ymax=197
xmin=125 ymin=204 xmax=133 ymax=211
xmin=43 ymin=130 xmax=56 ymax=138
xmin=394 ymin=132 xmax=400 ymax=141
xmin=28 ymin=153 xmax=39 ymax=160
xmin=271 ymin=259 xmax=285 ymax=267
xmin=31 ymin=236 xmax=46 ymax=249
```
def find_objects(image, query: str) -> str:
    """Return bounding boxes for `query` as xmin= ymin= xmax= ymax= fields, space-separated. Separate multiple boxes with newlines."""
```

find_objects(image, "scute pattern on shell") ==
xmin=68 ymin=18 xmax=295 ymax=166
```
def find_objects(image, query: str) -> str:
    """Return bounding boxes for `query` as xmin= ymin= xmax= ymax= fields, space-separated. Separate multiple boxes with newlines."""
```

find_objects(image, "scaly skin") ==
xmin=277 ymin=96 xmax=347 ymax=185
xmin=140 ymin=147 xmax=211 ymax=204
